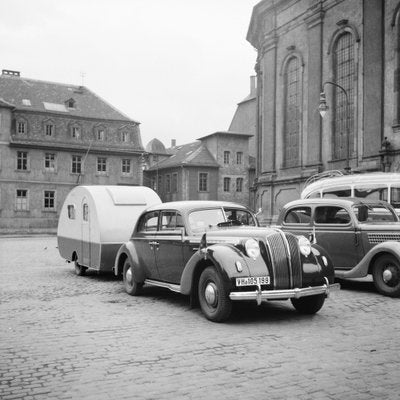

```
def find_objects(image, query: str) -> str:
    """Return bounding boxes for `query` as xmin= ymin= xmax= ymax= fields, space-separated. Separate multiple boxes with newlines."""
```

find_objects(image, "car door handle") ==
xmin=149 ymin=241 xmax=159 ymax=246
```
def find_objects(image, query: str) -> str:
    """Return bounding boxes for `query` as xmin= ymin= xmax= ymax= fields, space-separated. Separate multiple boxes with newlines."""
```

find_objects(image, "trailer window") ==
xmin=83 ymin=204 xmax=89 ymax=222
xmin=67 ymin=205 xmax=75 ymax=219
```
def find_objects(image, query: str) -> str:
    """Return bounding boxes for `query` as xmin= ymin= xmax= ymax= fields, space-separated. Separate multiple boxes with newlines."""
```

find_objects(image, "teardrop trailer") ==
xmin=57 ymin=185 xmax=161 ymax=275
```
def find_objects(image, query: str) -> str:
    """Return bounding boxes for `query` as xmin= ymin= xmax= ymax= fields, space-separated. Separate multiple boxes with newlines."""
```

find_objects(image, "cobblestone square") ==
xmin=1 ymin=236 xmax=399 ymax=399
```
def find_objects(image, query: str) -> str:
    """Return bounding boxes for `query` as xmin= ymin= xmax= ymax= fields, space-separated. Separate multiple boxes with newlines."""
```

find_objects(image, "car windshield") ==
xmin=352 ymin=204 xmax=398 ymax=223
xmin=188 ymin=207 xmax=256 ymax=233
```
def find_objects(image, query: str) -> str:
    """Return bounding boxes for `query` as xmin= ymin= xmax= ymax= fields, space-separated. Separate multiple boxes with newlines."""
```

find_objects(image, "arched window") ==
xmin=284 ymin=56 xmax=300 ymax=167
xmin=333 ymin=32 xmax=355 ymax=160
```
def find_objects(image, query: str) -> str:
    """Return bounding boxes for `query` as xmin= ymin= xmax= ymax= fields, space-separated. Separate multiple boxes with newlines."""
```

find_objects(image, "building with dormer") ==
xmin=144 ymin=131 xmax=253 ymax=207
xmin=0 ymin=69 xmax=144 ymax=234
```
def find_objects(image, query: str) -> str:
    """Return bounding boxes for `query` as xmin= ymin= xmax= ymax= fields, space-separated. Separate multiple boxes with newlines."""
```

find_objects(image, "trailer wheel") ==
xmin=123 ymin=259 xmax=143 ymax=295
xmin=74 ymin=259 xmax=87 ymax=276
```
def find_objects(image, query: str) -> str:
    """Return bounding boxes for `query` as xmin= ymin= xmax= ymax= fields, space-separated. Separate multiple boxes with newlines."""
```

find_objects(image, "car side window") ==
xmin=322 ymin=186 xmax=351 ymax=198
xmin=160 ymin=211 xmax=184 ymax=231
xmin=315 ymin=206 xmax=350 ymax=224
xmin=284 ymin=207 xmax=311 ymax=224
xmin=138 ymin=211 xmax=159 ymax=232
xmin=224 ymin=208 xmax=256 ymax=226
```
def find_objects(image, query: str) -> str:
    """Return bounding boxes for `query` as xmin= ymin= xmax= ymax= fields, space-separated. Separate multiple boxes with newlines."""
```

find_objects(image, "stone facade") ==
xmin=0 ymin=70 xmax=144 ymax=234
xmin=144 ymin=131 xmax=252 ymax=208
xmin=247 ymin=0 xmax=400 ymax=223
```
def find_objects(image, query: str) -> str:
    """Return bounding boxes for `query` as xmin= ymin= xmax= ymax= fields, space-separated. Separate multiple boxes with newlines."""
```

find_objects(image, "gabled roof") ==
xmin=0 ymin=73 xmax=138 ymax=122
xmin=147 ymin=141 xmax=219 ymax=171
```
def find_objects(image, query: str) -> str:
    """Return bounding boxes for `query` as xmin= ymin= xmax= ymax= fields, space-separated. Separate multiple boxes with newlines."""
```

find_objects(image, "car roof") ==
xmin=144 ymin=200 xmax=249 ymax=213
xmin=284 ymin=197 xmax=390 ymax=209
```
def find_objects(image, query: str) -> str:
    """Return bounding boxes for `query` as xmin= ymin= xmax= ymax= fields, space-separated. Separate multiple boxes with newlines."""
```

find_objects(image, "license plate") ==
xmin=236 ymin=276 xmax=270 ymax=287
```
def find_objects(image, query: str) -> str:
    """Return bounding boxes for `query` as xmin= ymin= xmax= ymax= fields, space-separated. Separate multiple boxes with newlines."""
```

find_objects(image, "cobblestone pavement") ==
xmin=1 ymin=236 xmax=400 ymax=400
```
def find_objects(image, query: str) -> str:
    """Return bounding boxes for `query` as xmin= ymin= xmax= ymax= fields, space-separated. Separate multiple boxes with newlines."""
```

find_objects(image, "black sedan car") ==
xmin=114 ymin=201 xmax=339 ymax=322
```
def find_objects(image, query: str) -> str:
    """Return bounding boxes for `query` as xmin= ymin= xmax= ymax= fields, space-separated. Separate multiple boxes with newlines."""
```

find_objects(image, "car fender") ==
xmin=180 ymin=243 xmax=249 ymax=295
xmin=113 ymin=241 xmax=145 ymax=282
xmin=335 ymin=241 xmax=400 ymax=279
xmin=310 ymin=243 xmax=335 ymax=283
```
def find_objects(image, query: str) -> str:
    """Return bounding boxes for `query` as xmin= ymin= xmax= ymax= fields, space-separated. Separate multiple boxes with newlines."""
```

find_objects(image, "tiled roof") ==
xmin=147 ymin=141 xmax=219 ymax=171
xmin=0 ymin=73 xmax=138 ymax=122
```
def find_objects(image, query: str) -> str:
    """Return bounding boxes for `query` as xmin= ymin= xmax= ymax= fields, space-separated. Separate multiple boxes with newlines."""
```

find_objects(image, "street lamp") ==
xmin=318 ymin=81 xmax=351 ymax=173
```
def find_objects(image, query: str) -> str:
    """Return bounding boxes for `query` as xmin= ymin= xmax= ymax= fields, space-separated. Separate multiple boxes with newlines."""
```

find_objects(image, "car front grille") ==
xmin=265 ymin=230 xmax=302 ymax=290
xmin=368 ymin=233 xmax=400 ymax=244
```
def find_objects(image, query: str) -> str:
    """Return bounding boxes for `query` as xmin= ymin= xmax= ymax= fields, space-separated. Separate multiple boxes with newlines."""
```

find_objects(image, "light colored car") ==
xmin=114 ymin=200 xmax=339 ymax=322
xmin=277 ymin=198 xmax=400 ymax=297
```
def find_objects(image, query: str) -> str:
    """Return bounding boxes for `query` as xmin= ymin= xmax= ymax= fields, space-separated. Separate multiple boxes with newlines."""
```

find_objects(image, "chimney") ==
xmin=2 ymin=69 xmax=20 ymax=77
xmin=250 ymin=75 xmax=256 ymax=96
xmin=171 ymin=139 xmax=176 ymax=147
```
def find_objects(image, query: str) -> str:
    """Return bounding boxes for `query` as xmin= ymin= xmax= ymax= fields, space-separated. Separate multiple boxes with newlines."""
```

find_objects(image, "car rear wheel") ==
xmin=123 ymin=259 xmax=143 ymax=296
xmin=74 ymin=259 xmax=87 ymax=276
xmin=198 ymin=266 xmax=232 ymax=322
xmin=291 ymin=294 xmax=325 ymax=314
xmin=372 ymin=255 xmax=400 ymax=297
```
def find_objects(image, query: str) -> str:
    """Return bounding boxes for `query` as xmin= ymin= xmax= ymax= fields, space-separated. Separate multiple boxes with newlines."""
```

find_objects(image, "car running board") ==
xmin=144 ymin=279 xmax=181 ymax=293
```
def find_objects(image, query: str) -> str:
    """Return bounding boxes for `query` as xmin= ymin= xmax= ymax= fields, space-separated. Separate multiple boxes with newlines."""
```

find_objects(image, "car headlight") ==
xmin=244 ymin=238 xmax=260 ymax=259
xmin=298 ymin=236 xmax=311 ymax=257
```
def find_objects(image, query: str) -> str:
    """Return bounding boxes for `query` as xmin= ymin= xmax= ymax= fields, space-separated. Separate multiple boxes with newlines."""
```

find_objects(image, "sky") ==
xmin=0 ymin=0 xmax=259 ymax=149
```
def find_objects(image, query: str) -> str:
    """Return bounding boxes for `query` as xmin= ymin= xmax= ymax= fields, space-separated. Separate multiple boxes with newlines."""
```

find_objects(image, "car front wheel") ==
xmin=291 ymin=294 xmax=325 ymax=314
xmin=198 ymin=266 xmax=232 ymax=322
xmin=123 ymin=259 xmax=143 ymax=296
xmin=372 ymin=255 xmax=400 ymax=297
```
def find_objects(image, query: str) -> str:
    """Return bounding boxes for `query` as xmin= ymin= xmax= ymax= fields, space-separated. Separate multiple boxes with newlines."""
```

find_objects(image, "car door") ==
xmin=155 ymin=210 xmax=185 ymax=284
xmin=133 ymin=211 xmax=160 ymax=279
xmin=313 ymin=205 xmax=363 ymax=270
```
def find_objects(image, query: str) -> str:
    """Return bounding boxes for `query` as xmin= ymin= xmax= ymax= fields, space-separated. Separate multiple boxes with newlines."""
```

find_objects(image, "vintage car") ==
xmin=277 ymin=198 xmax=400 ymax=297
xmin=114 ymin=200 xmax=339 ymax=322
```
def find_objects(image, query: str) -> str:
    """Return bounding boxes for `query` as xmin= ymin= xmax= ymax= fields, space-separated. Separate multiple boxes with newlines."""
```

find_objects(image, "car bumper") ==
xmin=229 ymin=278 xmax=340 ymax=305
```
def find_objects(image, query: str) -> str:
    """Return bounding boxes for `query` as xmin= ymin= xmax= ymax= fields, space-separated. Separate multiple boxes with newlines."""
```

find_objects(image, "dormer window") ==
xmin=95 ymin=127 xmax=105 ymax=141
xmin=71 ymin=125 xmax=80 ymax=139
xmin=17 ymin=121 xmax=26 ymax=134
xmin=44 ymin=121 xmax=55 ymax=137
xmin=16 ymin=119 xmax=27 ymax=134
xmin=121 ymin=131 xmax=129 ymax=143
xmin=66 ymin=98 xmax=76 ymax=109
xmin=46 ymin=124 xmax=53 ymax=136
